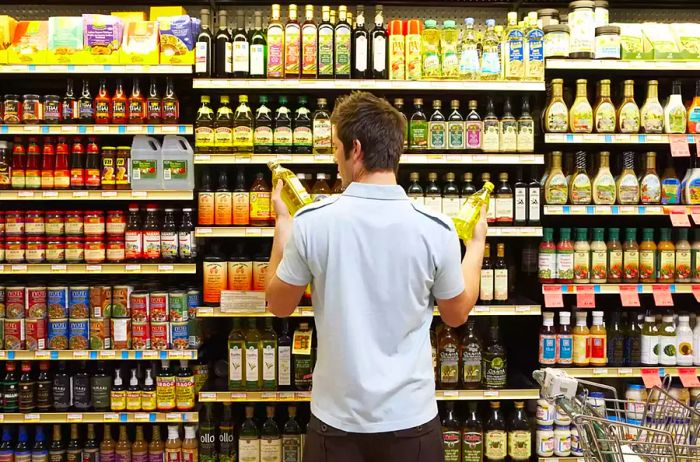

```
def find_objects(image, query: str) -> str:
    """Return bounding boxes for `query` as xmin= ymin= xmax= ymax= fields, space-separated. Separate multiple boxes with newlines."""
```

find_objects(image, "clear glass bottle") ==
xmin=545 ymin=79 xmax=569 ymax=133
xmin=570 ymin=79 xmax=593 ymax=133
xmin=593 ymin=151 xmax=616 ymax=205
xmin=594 ymin=79 xmax=616 ymax=133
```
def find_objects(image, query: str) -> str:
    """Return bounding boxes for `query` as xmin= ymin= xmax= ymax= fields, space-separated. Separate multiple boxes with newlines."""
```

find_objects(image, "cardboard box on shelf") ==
xmin=8 ymin=20 xmax=48 ymax=65
xmin=120 ymin=20 xmax=159 ymax=65
xmin=111 ymin=12 xmax=146 ymax=24
xmin=0 ymin=16 xmax=18 ymax=64
xmin=150 ymin=7 xmax=187 ymax=21
xmin=81 ymin=14 xmax=123 ymax=65
xmin=158 ymin=15 xmax=195 ymax=65
xmin=47 ymin=16 xmax=83 ymax=64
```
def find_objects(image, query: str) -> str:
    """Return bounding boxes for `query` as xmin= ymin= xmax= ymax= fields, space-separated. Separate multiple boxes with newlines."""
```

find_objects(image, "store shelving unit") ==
xmin=557 ymin=367 xmax=697 ymax=378
xmin=195 ymin=226 xmax=543 ymax=238
xmin=0 ymin=65 xmax=193 ymax=74
xmin=546 ymin=59 xmax=700 ymax=71
xmin=194 ymin=152 xmax=544 ymax=165
xmin=543 ymin=205 xmax=698 ymax=216
xmin=0 ymin=190 xmax=194 ymax=201
xmin=0 ymin=125 xmax=192 ymax=135
xmin=196 ymin=304 xmax=542 ymax=317
xmin=0 ymin=264 xmax=197 ymax=274
xmin=0 ymin=350 xmax=196 ymax=360
xmin=542 ymin=283 xmax=696 ymax=294
xmin=545 ymin=133 xmax=695 ymax=144
xmin=0 ymin=412 xmax=199 ymax=423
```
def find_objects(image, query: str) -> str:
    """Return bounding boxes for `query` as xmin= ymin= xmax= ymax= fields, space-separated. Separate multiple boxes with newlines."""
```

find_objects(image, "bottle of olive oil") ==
xmin=617 ymin=80 xmax=640 ymax=134
xmin=214 ymin=95 xmax=233 ymax=153
xmin=482 ymin=97 xmax=500 ymax=153
xmin=268 ymin=161 xmax=313 ymax=215
xmin=233 ymin=95 xmax=254 ymax=153
xmin=254 ymin=96 xmax=273 ymax=154
xmin=545 ymin=78 xmax=569 ymax=133
xmin=570 ymin=79 xmax=593 ymax=133
xmin=453 ymin=181 xmax=494 ymax=242
xmin=195 ymin=95 xmax=215 ymax=153
xmin=465 ymin=100 xmax=482 ymax=150
xmin=569 ymin=151 xmax=592 ymax=205
xmin=428 ymin=100 xmax=447 ymax=152
xmin=641 ymin=80 xmax=664 ymax=134
xmin=594 ymin=79 xmax=616 ymax=133
xmin=447 ymin=100 xmax=465 ymax=151
xmin=517 ymin=96 xmax=534 ymax=153
xmin=499 ymin=97 xmax=517 ymax=153
xmin=407 ymin=172 xmax=425 ymax=205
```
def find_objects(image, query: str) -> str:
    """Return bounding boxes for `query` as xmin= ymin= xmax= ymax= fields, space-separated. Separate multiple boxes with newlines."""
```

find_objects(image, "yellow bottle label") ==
xmin=573 ymin=333 xmax=589 ymax=364
xmin=215 ymin=126 xmax=233 ymax=148
xmin=175 ymin=375 xmax=195 ymax=410
xmin=508 ymin=430 xmax=531 ymax=459
xmin=156 ymin=376 xmax=176 ymax=410
xmin=195 ymin=127 xmax=215 ymax=148
xmin=234 ymin=126 xmax=253 ymax=149
xmin=110 ymin=390 xmax=126 ymax=411
xmin=485 ymin=430 xmax=507 ymax=459
xmin=250 ymin=191 xmax=271 ymax=221
xmin=126 ymin=390 xmax=141 ymax=411
xmin=591 ymin=249 xmax=607 ymax=281
xmin=659 ymin=250 xmax=675 ymax=281
xmin=141 ymin=390 xmax=156 ymax=411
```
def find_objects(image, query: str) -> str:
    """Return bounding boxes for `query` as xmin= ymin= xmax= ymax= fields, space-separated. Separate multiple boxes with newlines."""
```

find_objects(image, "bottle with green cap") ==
xmin=623 ymin=227 xmax=639 ymax=283
xmin=292 ymin=96 xmax=312 ymax=154
xmin=556 ymin=228 xmax=573 ymax=283
xmin=254 ymin=96 xmax=273 ymax=154
xmin=658 ymin=227 xmax=675 ymax=282
xmin=273 ymin=96 xmax=292 ymax=154
xmin=639 ymin=228 xmax=657 ymax=283
xmin=453 ymin=181 xmax=494 ymax=242
xmin=421 ymin=19 xmax=441 ymax=79
xmin=676 ymin=228 xmax=692 ymax=281
xmin=573 ymin=228 xmax=590 ymax=283
xmin=538 ymin=228 xmax=556 ymax=283
xmin=441 ymin=20 xmax=459 ymax=79
xmin=590 ymin=228 xmax=608 ymax=283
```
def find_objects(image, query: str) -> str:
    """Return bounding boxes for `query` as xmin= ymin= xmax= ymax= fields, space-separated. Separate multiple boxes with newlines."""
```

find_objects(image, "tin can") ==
xmin=130 ymin=292 xmax=149 ymax=322
xmin=47 ymin=319 xmax=69 ymax=350
xmin=26 ymin=318 xmax=47 ymax=351
xmin=170 ymin=322 xmax=189 ymax=350
xmin=4 ymin=319 xmax=25 ymax=350
xmin=68 ymin=286 xmax=90 ymax=319
xmin=131 ymin=321 xmax=151 ymax=350
xmin=68 ymin=319 xmax=89 ymax=350
xmin=150 ymin=322 xmax=169 ymax=350
xmin=0 ymin=286 xmax=6 ymax=318
xmin=92 ymin=286 xmax=112 ymax=319
xmin=6 ymin=286 xmax=25 ymax=319
xmin=168 ymin=291 xmax=188 ymax=322
xmin=111 ymin=318 xmax=132 ymax=349
xmin=111 ymin=286 xmax=131 ymax=318
xmin=186 ymin=289 xmax=201 ymax=320
xmin=149 ymin=292 xmax=168 ymax=322
xmin=89 ymin=318 xmax=111 ymax=350
xmin=25 ymin=286 xmax=47 ymax=319
xmin=47 ymin=286 xmax=68 ymax=319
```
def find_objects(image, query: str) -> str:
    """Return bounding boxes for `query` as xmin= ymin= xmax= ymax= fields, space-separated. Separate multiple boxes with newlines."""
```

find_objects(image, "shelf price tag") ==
xmin=11 ymin=265 xmax=27 ymax=272
xmin=24 ymin=414 xmax=40 ymax=421
xmin=442 ymin=390 xmax=458 ymax=398
xmin=51 ymin=265 xmax=67 ymax=272
xmin=67 ymin=413 xmax=83 ymax=422
xmin=482 ymin=390 xmax=499 ymax=398
xmin=619 ymin=285 xmax=640 ymax=307
xmin=261 ymin=392 xmax=277 ymax=400
xmin=199 ymin=392 xmax=216 ymax=401
xmin=592 ymin=368 xmax=609 ymax=376
xmin=652 ymin=285 xmax=674 ymax=306
xmin=669 ymin=208 xmax=691 ymax=227
xmin=641 ymin=368 xmax=663 ymax=389
xmin=618 ymin=368 xmax=634 ymax=376
xmin=158 ymin=265 xmax=175 ymax=272
xmin=678 ymin=368 xmax=700 ymax=388
xmin=670 ymin=134 xmax=691 ymax=157
xmin=278 ymin=392 xmax=294 ymax=400
xmin=43 ymin=191 xmax=58 ymax=198
xmin=690 ymin=207 xmax=700 ymax=225
xmin=576 ymin=286 xmax=596 ymax=308
xmin=693 ymin=285 xmax=700 ymax=303
xmin=543 ymin=286 xmax=564 ymax=308
xmin=104 ymin=413 xmax=119 ymax=422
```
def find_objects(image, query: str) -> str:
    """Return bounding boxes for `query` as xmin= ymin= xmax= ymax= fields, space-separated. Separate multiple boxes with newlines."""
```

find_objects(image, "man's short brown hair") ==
xmin=331 ymin=91 xmax=405 ymax=172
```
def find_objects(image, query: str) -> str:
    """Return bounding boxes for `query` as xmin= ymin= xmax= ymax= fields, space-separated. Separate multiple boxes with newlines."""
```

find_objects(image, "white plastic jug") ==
xmin=161 ymin=135 xmax=195 ymax=190
xmin=130 ymin=136 xmax=163 ymax=190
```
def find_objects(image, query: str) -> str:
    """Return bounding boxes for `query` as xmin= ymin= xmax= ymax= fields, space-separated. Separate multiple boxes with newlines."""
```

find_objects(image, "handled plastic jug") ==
xmin=130 ymin=136 xmax=163 ymax=190
xmin=161 ymin=135 xmax=195 ymax=190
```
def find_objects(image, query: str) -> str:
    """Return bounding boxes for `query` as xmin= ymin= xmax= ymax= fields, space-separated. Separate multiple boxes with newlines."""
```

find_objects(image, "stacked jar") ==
xmin=536 ymin=398 xmax=581 ymax=457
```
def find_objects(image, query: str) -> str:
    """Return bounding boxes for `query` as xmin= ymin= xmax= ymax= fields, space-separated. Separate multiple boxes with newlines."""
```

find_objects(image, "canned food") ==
xmin=46 ymin=237 xmax=65 ymax=263
xmin=24 ymin=211 xmax=45 ymax=235
xmin=69 ymin=286 xmax=90 ymax=319
xmin=47 ymin=319 xmax=69 ymax=350
xmin=168 ymin=291 xmax=188 ymax=322
xmin=47 ymin=286 xmax=68 ymax=319
xmin=6 ymin=286 xmax=25 ymax=319
xmin=89 ymin=318 xmax=111 ymax=350
xmin=111 ymin=318 xmax=132 ymax=349
xmin=111 ymin=286 xmax=131 ymax=318
xmin=25 ymin=286 xmax=47 ymax=319
xmin=106 ymin=211 xmax=126 ymax=235
xmin=130 ymin=292 xmax=148 ymax=322
xmin=64 ymin=211 xmax=84 ymax=236
xmin=4 ymin=319 xmax=25 ymax=350
xmin=0 ymin=286 xmax=5 ymax=318
xmin=45 ymin=211 xmax=65 ymax=235
xmin=65 ymin=236 xmax=84 ymax=263
xmin=26 ymin=236 xmax=46 ymax=263
xmin=91 ymin=286 xmax=111 ymax=319
xmin=83 ymin=211 xmax=105 ymax=236
xmin=150 ymin=322 xmax=169 ymax=350
xmin=186 ymin=289 xmax=201 ymax=320
xmin=5 ymin=211 xmax=24 ymax=235
xmin=131 ymin=321 xmax=151 ymax=350
xmin=68 ymin=319 xmax=89 ymax=350
xmin=170 ymin=322 xmax=189 ymax=350
xmin=6 ymin=237 xmax=25 ymax=263
xmin=149 ymin=292 xmax=168 ymax=322
xmin=26 ymin=318 xmax=47 ymax=351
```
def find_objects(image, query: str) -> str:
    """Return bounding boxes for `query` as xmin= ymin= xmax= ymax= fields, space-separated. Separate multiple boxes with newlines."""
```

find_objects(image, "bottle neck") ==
xmin=648 ymin=83 xmax=659 ymax=100
xmin=575 ymin=82 xmax=587 ymax=99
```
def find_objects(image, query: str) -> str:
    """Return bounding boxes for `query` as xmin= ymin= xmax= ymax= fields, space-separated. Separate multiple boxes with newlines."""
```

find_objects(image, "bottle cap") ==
xmin=389 ymin=19 xmax=404 ymax=35
xmin=184 ymin=425 xmax=196 ymax=439
xmin=144 ymin=369 xmax=153 ymax=386
xmin=114 ymin=369 xmax=122 ymax=386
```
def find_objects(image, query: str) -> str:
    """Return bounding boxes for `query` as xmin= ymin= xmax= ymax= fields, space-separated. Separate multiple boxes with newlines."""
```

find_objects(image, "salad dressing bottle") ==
xmin=570 ymin=79 xmax=593 ymax=134
xmin=676 ymin=229 xmax=692 ymax=282
xmin=593 ymin=151 xmax=616 ymax=204
xmin=665 ymin=80 xmax=687 ymax=134
xmin=589 ymin=311 xmax=607 ymax=366
xmin=622 ymin=228 xmax=639 ymax=283
xmin=544 ymin=151 xmax=567 ymax=205
xmin=616 ymin=152 xmax=639 ymax=205
xmin=639 ymin=152 xmax=661 ymax=204
xmin=590 ymin=228 xmax=608 ymax=284
xmin=607 ymin=228 xmax=623 ymax=283
xmin=661 ymin=159 xmax=681 ymax=205
xmin=639 ymin=228 xmax=657 ymax=283
xmin=545 ymin=79 xmax=568 ymax=133
xmin=572 ymin=312 xmax=590 ymax=367
xmin=573 ymin=228 xmax=590 ymax=283
xmin=641 ymin=80 xmax=664 ymax=134
xmin=658 ymin=228 xmax=675 ymax=282
xmin=594 ymin=79 xmax=616 ymax=133
xmin=568 ymin=151 xmax=591 ymax=205
xmin=617 ymin=80 xmax=640 ymax=134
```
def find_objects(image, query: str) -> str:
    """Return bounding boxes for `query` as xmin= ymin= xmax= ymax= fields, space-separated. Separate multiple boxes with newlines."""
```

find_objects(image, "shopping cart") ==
xmin=533 ymin=368 xmax=700 ymax=462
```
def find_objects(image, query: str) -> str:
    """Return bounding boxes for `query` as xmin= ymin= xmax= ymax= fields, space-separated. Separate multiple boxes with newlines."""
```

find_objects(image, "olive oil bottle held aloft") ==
xmin=617 ymin=80 xmax=640 ymax=134
xmin=268 ymin=161 xmax=313 ymax=215
xmin=545 ymin=79 xmax=568 ymax=133
xmin=570 ymin=79 xmax=593 ymax=134
xmin=453 ymin=181 xmax=494 ymax=242
xmin=594 ymin=79 xmax=616 ymax=133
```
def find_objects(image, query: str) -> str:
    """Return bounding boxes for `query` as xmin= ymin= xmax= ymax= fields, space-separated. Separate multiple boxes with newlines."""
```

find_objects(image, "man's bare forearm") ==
xmin=462 ymin=239 xmax=485 ymax=308
xmin=266 ymin=216 xmax=292 ymax=291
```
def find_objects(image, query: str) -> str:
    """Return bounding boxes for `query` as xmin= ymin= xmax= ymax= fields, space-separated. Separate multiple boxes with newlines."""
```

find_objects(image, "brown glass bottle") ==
xmin=249 ymin=173 xmax=272 ymax=227
xmin=438 ymin=325 xmax=460 ymax=390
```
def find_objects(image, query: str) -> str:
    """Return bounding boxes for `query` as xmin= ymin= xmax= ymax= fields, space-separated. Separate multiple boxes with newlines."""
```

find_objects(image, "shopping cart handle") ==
xmin=534 ymin=368 xmax=579 ymax=400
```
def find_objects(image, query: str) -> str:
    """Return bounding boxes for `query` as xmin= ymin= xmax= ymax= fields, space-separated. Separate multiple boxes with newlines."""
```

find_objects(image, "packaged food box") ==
xmin=112 ymin=12 xmax=147 ymax=24
xmin=81 ymin=14 xmax=123 ymax=64
xmin=0 ymin=16 xmax=18 ymax=63
xmin=120 ymin=20 xmax=159 ymax=65
xmin=673 ymin=23 xmax=700 ymax=60
xmin=9 ymin=21 xmax=48 ymax=64
xmin=47 ymin=16 xmax=83 ymax=64
xmin=159 ymin=15 xmax=195 ymax=65
xmin=643 ymin=23 xmax=681 ymax=60
xmin=619 ymin=23 xmax=653 ymax=60
xmin=150 ymin=6 xmax=187 ymax=21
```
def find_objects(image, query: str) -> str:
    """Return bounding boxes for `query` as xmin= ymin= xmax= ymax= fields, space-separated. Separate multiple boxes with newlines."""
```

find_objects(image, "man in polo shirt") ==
xmin=265 ymin=91 xmax=486 ymax=462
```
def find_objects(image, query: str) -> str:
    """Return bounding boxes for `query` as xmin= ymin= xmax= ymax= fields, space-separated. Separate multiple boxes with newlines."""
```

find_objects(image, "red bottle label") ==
xmin=125 ymin=230 xmax=143 ymax=260
xmin=70 ymin=168 xmax=85 ymax=187
xmin=112 ymin=100 xmax=127 ymax=123
xmin=85 ymin=168 xmax=101 ymax=187
xmin=143 ymin=231 xmax=161 ymax=260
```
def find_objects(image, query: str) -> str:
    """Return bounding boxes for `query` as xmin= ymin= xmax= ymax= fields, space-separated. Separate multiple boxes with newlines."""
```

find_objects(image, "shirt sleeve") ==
xmin=276 ymin=220 xmax=313 ymax=287
xmin=431 ymin=227 xmax=465 ymax=300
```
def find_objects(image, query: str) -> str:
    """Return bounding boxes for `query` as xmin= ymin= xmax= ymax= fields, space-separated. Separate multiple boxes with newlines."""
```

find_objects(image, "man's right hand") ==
xmin=468 ymin=205 xmax=488 ymax=246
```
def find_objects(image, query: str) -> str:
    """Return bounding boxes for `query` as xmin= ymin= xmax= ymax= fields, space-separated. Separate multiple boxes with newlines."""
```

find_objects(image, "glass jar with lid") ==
xmin=22 ymin=94 xmax=42 ymax=124
xmin=569 ymin=0 xmax=595 ymax=59
xmin=537 ymin=8 xmax=560 ymax=26
xmin=26 ymin=236 xmax=46 ymax=263
xmin=595 ymin=26 xmax=621 ymax=59
xmin=544 ymin=25 xmax=570 ymax=58
xmin=46 ymin=236 xmax=66 ymax=263
xmin=594 ymin=0 xmax=609 ymax=27
xmin=3 ymin=95 xmax=20 ymax=123
xmin=65 ymin=236 xmax=84 ymax=263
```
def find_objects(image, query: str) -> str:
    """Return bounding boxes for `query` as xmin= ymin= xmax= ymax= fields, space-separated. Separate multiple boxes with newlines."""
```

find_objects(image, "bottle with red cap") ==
xmin=25 ymin=137 xmax=41 ymax=190
xmin=70 ymin=137 xmax=85 ymax=189
xmin=405 ymin=19 xmax=423 ymax=81
xmin=11 ymin=137 xmax=26 ymax=189
xmin=85 ymin=137 xmax=101 ymax=190
xmin=388 ymin=19 xmax=405 ymax=80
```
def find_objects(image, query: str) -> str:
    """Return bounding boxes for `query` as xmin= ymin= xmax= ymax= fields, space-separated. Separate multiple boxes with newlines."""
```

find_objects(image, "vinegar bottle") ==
xmin=181 ymin=426 xmax=197 ymax=462
xmin=100 ymin=425 xmax=115 ymax=462
xmin=214 ymin=169 xmax=232 ymax=226
xmin=233 ymin=168 xmax=250 ymax=226
xmin=164 ymin=426 xmax=181 ymax=462
xmin=203 ymin=243 xmax=227 ymax=306
xmin=249 ymin=173 xmax=272 ymax=226
xmin=132 ymin=426 xmax=147 ymax=462
xmin=198 ymin=168 xmax=214 ymax=226
xmin=148 ymin=425 xmax=164 ymax=462
xmin=115 ymin=426 xmax=131 ymax=462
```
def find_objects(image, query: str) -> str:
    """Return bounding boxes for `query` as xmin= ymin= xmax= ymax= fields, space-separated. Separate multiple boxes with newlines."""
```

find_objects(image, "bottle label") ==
xmin=465 ymin=121 xmax=482 ymax=149
xmin=355 ymin=35 xmax=368 ymax=72
xmin=228 ymin=261 xmax=253 ymax=290
xmin=590 ymin=250 xmax=607 ymax=281
xmin=175 ymin=374 xmax=195 ymax=409
xmin=262 ymin=343 xmax=276 ymax=382
xmin=245 ymin=345 xmax=259 ymax=383
xmin=312 ymin=120 xmax=332 ymax=148
xmin=514 ymin=188 xmax=527 ymax=222
xmin=159 ymin=231 xmax=178 ymax=259
xmin=506 ymin=30 xmax=524 ymax=79
xmin=526 ymin=29 xmax=544 ymax=80
xmin=623 ymin=250 xmax=639 ymax=280
xmin=215 ymin=192 xmax=233 ymax=225
xmin=302 ymin=25 xmax=318 ymax=75
xmin=95 ymin=100 xmax=110 ymax=121
xmin=641 ymin=333 xmax=658 ymax=364
xmin=619 ymin=104 xmax=640 ymax=133
xmin=508 ymin=430 xmax=531 ymax=459
xmin=181 ymin=449 xmax=195 ymax=462
xmin=658 ymin=250 xmax=675 ymax=281
xmin=608 ymin=249 xmax=623 ymax=280
xmin=556 ymin=251 xmax=573 ymax=280
xmin=195 ymin=42 xmax=208 ymax=73
xmin=163 ymin=160 xmax=188 ymax=182
xmin=131 ymin=159 xmax=157 ymax=181
xmin=639 ymin=249 xmax=655 ymax=281
xmin=267 ymin=27 xmax=284 ymax=78
xmin=254 ymin=126 xmax=273 ymax=147
xmin=462 ymin=431 xmax=483 ymax=462
xmin=590 ymin=334 xmax=606 ymax=362
xmin=461 ymin=342 xmax=481 ymax=385
xmin=557 ymin=334 xmax=573 ymax=364
xmin=539 ymin=334 xmax=556 ymax=364
xmin=282 ymin=435 xmax=301 ymax=462
xmin=164 ymin=449 xmax=180 ymax=462
xmin=677 ymin=249 xmax=692 ymax=281
xmin=485 ymin=430 xmax=507 ymax=459
xmin=373 ymin=36 xmax=386 ymax=73
xmin=79 ymin=99 xmax=94 ymax=120
xmin=156 ymin=376 xmax=176 ymax=410
xmin=573 ymin=249 xmax=590 ymax=281
xmin=215 ymin=125 xmax=233 ymax=148
xmin=273 ymin=126 xmax=293 ymax=147
xmin=409 ymin=121 xmax=428 ymax=149
xmin=178 ymin=231 xmax=194 ymax=259
xmin=318 ymin=29 xmax=334 ymax=76
xmin=443 ymin=430 xmax=460 ymax=462
xmin=260 ymin=437 xmax=281 ymax=462
xmin=233 ymin=42 xmax=250 ymax=73
xmin=293 ymin=126 xmax=313 ymax=147
xmin=482 ymin=122 xmax=499 ymax=152
xmin=285 ymin=26 xmax=301 ymax=75
xmin=495 ymin=197 xmax=513 ymax=223
xmin=483 ymin=355 xmax=506 ymax=387
xmin=278 ymin=345 xmax=291 ymax=386
xmin=250 ymin=191 xmax=271 ymax=221
xmin=143 ymin=231 xmax=161 ymax=260
xmin=234 ymin=126 xmax=253 ymax=149
xmin=250 ymin=44 xmax=266 ymax=76
xmin=517 ymin=121 xmax=534 ymax=152
xmin=334 ymin=28 xmax=351 ymax=76
xmin=428 ymin=121 xmax=447 ymax=150
xmin=141 ymin=390 xmax=156 ymax=410
xmin=640 ymin=175 xmax=661 ymax=203
xmin=573 ymin=334 xmax=590 ymax=364
xmin=100 ymin=450 xmax=115 ymax=462
xmin=494 ymin=268 xmax=508 ymax=301
xmin=447 ymin=121 xmax=465 ymax=150
xmin=481 ymin=51 xmax=500 ymax=76
xmin=229 ymin=344 xmax=243 ymax=382
xmin=238 ymin=439 xmax=260 ymax=462
xmin=439 ymin=343 xmax=459 ymax=385
xmin=442 ymin=197 xmax=461 ymax=218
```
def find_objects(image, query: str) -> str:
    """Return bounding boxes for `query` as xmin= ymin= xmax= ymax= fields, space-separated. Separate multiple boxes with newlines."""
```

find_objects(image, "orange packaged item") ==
xmin=227 ymin=259 xmax=253 ymax=291
xmin=121 ymin=21 xmax=159 ymax=65
xmin=9 ymin=21 xmax=48 ymax=64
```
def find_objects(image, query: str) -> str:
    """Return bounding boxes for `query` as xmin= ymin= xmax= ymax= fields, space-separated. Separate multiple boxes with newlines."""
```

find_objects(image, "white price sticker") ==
xmin=72 ymin=191 xmax=89 ymax=197
xmin=67 ymin=413 xmax=83 ymax=422
xmin=101 ymin=191 xmax=118 ymax=197
xmin=51 ymin=265 xmax=67 ymax=272
xmin=11 ymin=265 xmax=27 ymax=271
xmin=199 ymin=392 xmax=216 ymax=400
xmin=62 ymin=125 xmax=77 ymax=133
xmin=43 ymin=191 xmax=59 ymax=197
xmin=197 ymin=228 xmax=212 ymax=235
xmin=125 ymin=264 xmax=141 ymax=272
xmin=127 ymin=125 xmax=144 ymax=133
xmin=92 ymin=125 xmax=109 ymax=133
xmin=442 ymin=391 xmax=458 ymax=398
xmin=483 ymin=391 xmax=500 ymax=398
xmin=85 ymin=265 xmax=102 ymax=272
xmin=245 ymin=228 xmax=262 ymax=236
xmin=17 ymin=191 xmax=34 ymax=197
xmin=593 ymin=368 xmax=609 ymax=375
xmin=158 ymin=265 xmax=174 ymax=271
xmin=131 ymin=191 xmax=147 ymax=197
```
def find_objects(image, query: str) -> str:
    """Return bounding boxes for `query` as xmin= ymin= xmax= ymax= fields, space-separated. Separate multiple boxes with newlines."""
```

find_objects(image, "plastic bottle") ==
xmin=130 ymin=136 xmax=162 ymax=190
xmin=676 ymin=229 xmax=692 ymax=282
xmin=181 ymin=426 xmax=197 ymax=462
xmin=694 ymin=314 xmax=700 ymax=365
xmin=573 ymin=228 xmax=590 ymax=283
xmin=453 ymin=181 xmax=494 ymax=242
xmin=405 ymin=19 xmax=422 ymax=80
xmin=557 ymin=312 xmax=573 ymax=365
xmin=641 ymin=316 xmax=659 ymax=366
xmin=539 ymin=228 xmax=556 ymax=283
xmin=572 ymin=312 xmax=590 ymax=367
xmin=658 ymin=315 xmax=677 ymax=366
xmin=388 ymin=20 xmax=406 ymax=81
xmin=677 ymin=315 xmax=694 ymax=366
xmin=161 ymin=136 xmax=194 ymax=190
xmin=164 ymin=426 xmax=181 ymax=462
xmin=440 ymin=20 xmax=459 ymax=79
xmin=421 ymin=20 xmax=441 ymax=79
xmin=589 ymin=311 xmax=607 ymax=366
xmin=539 ymin=312 xmax=556 ymax=365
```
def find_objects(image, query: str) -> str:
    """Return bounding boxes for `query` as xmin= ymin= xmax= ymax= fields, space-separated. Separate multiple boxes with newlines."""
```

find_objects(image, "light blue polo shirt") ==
xmin=276 ymin=182 xmax=465 ymax=433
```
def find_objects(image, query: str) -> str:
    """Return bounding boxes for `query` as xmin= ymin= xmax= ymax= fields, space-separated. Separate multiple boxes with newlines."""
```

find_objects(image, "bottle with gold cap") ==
xmin=453 ymin=180 xmax=494 ymax=242
xmin=268 ymin=161 xmax=313 ymax=216
xmin=267 ymin=4 xmax=284 ymax=79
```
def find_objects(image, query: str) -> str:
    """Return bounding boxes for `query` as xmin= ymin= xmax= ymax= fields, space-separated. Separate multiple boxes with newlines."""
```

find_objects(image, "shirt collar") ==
xmin=342 ymin=182 xmax=408 ymax=200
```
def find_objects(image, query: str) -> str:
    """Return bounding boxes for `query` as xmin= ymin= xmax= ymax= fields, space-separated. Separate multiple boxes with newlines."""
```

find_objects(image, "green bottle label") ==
xmin=410 ymin=121 xmax=428 ymax=149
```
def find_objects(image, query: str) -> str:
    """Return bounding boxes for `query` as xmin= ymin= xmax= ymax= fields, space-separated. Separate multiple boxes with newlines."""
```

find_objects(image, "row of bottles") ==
xmin=538 ymin=227 xmax=700 ymax=284
xmin=195 ymin=5 xmax=544 ymax=81
xmin=0 ymin=360 xmax=195 ymax=413
xmin=543 ymin=150 xmax=700 ymax=205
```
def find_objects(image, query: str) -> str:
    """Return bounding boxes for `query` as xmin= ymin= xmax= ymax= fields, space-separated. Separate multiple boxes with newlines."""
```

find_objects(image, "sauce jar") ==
xmin=84 ymin=236 xmax=106 ymax=264
xmin=5 ymin=211 xmax=24 ymax=236
xmin=65 ymin=236 xmax=84 ymax=263
xmin=0 ymin=211 xmax=5 ymax=236
xmin=45 ymin=211 xmax=65 ymax=236
xmin=83 ymin=211 xmax=105 ymax=236
xmin=64 ymin=211 xmax=84 ymax=236
xmin=568 ymin=0 xmax=595 ymax=59
xmin=46 ymin=236 xmax=65 ymax=263
xmin=26 ymin=236 xmax=46 ymax=263
xmin=595 ymin=25 xmax=620 ymax=60
xmin=106 ymin=236 xmax=125 ymax=263
xmin=107 ymin=210 xmax=126 ymax=235
xmin=3 ymin=95 xmax=21 ymax=124
xmin=6 ymin=236 xmax=25 ymax=263
xmin=544 ymin=25 xmax=570 ymax=58
xmin=24 ymin=211 xmax=45 ymax=236
xmin=43 ymin=95 xmax=61 ymax=124
xmin=22 ymin=94 xmax=42 ymax=124
xmin=0 ymin=237 xmax=5 ymax=262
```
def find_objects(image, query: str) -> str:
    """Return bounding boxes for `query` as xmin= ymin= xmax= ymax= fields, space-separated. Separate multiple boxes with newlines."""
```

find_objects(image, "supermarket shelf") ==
xmin=539 ymin=458 xmax=584 ymax=462
xmin=197 ymin=304 xmax=542 ymax=317
xmin=194 ymin=152 xmax=544 ymax=165
xmin=199 ymin=389 xmax=540 ymax=403
xmin=542 ymin=284 xmax=694 ymax=294
xmin=195 ymin=227 xmax=542 ymax=238
xmin=543 ymin=205 xmax=699 ymax=216
xmin=193 ymin=78 xmax=545 ymax=92
xmin=0 ymin=190 xmax=193 ymax=201
xmin=558 ymin=367 xmax=692 ymax=378
xmin=0 ymin=124 xmax=192 ymax=135
xmin=545 ymin=133 xmax=695 ymax=144
xmin=0 ymin=412 xmax=198 ymax=424
xmin=0 ymin=350 xmax=196 ymax=360
xmin=0 ymin=65 xmax=192 ymax=74
xmin=546 ymin=59 xmax=700 ymax=71
xmin=0 ymin=264 xmax=196 ymax=274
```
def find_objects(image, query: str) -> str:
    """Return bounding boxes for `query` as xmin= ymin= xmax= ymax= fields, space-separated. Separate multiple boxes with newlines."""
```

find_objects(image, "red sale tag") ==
xmin=691 ymin=206 xmax=700 ymax=225
xmin=619 ymin=285 xmax=641 ymax=307
xmin=693 ymin=285 xmax=700 ymax=303
xmin=669 ymin=209 xmax=691 ymax=227
xmin=652 ymin=285 xmax=674 ymax=306
xmin=543 ymin=285 xmax=564 ymax=308
xmin=670 ymin=134 xmax=691 ymax=157
xmin=576 ymin=286 xmax=596 ymax=308
xmin=678 ymin=368 xmax=700 ymax=388
xmin=641 ymin=368 xmax=663 ymax=389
